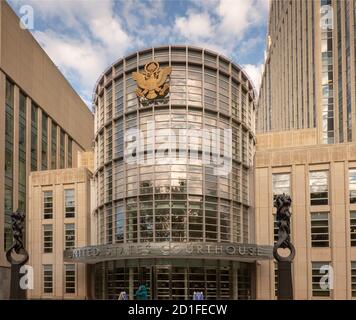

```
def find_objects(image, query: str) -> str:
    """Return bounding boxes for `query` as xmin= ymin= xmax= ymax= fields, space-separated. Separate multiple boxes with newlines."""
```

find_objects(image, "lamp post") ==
xmin=273 ymin=194 xmax=295 ymax=300
xmin=5 ymin=210 xmax=29 ymax=300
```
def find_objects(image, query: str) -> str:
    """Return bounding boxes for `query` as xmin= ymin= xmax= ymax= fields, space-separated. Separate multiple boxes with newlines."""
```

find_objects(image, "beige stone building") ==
xmin=27 ymin=152 xmax=93 ymax=299
xmin=256 ymin=0 xmax=356 ymax=299
xmin=0 ymin=1 xmax=93 ymax=298
xmin=255 ymin=129 xmax=356 ymax=299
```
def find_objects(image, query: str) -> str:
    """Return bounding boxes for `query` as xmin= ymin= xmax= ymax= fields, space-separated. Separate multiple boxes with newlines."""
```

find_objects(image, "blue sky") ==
xmin=8 ymin=0 xmax=269 ymax=108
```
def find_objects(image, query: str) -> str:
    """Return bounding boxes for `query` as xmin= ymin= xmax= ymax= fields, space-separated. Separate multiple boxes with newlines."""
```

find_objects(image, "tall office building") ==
xmin=258 ymin=0 xmax=356 ymax=145
xmin=0 ymin=1 xmax=93 ymax=297
xmin=65 ymin=45 xmax=273 ymax=300
xmin=256 ymin=0 xmax=356 ymax=299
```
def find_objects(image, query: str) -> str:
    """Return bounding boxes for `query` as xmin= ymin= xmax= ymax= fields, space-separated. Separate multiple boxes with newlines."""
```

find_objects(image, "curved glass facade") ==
xmin=92 ymin=45 xmax=257 ymax=299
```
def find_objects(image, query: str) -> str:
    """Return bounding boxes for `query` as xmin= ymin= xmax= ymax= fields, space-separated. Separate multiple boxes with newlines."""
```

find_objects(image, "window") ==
xmin=43 ymin=264 xmax=53 ymax=294
xmin=65 ymin=264 xmax=76 ymax=294
xmin=311 ymin=212 xmax=329 ymax=247
xmin=312 ymin=262 xmax=331 ymax=297
xmin=64 ymin=189 xmax=75 ymax=218
xmin=67 ymin=137 xmax=72 ymax=168
xmin=64 ymin=223 xmax=75 ymax=249
xmin=41 ymin=113 xmax=48 ymax=170
xmin=115 ymin=201 xmax=124 ymax=243
xmin=51 ymin=122 xmax=57 ymax=169
xmin=60 ymin=129 xmax=65 ymax=169
xmin=4 ymin=79 xmax=14 ymax=250
xmin=31 ymin=103 xmax=38 ymax=171
xmin=350 ymin=211 xmax=356 ymax=246
xmin=310 ymin=171 xmax=329 ymax=205
xmin=43 ymin=224 xmax=53 ymax=253
xmin=352 ymin=262 xmax=356 ymax=297
xmin=43 ymin=191 xmax=53 ymax=219
xmin=18 ymin=91 xmax=26 ymax=212
xmin=349 ymin=169 xmax=356 ymax=203
xmin=272 ymin=173 xmax=291 ymax=199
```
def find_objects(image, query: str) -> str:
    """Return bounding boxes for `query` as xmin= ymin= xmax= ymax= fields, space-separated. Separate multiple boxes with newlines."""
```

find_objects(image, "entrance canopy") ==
xmin=64 ymin=242 xmax=273 ymax=264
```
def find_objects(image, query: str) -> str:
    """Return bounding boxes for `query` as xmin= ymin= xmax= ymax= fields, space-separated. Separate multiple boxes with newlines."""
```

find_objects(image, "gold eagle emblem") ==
xmin=132 ymin=61 xmax=172 ymax=100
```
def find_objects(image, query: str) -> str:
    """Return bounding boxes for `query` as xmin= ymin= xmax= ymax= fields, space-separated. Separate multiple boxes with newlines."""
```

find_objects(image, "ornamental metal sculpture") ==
xmin=273 ymin=194 xmax=295 ymax=300
xmin=6 ymin=210 xmax=29 ymax=299
xmin=132 ymin=61 xmax=172 ymax=100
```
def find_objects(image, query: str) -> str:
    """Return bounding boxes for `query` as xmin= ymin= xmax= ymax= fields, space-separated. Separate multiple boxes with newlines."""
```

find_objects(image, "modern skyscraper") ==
xmin=256 ymin=0 xmax=356 ymax=299
xmin=258 ymin=0 xmax=356 ymax=145
xmin=0 ymin=1 xmax=93 ymax=297
xmin=65 ymin=45 xmax=274 ymax=300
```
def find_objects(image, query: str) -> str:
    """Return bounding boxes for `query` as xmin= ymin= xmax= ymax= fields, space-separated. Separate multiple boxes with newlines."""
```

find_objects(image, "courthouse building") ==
xmin=6 ymin=0 xmax=356 ymax=300
xmin=64 ymin=45 xmax=273 ymax=300
xmin=0 ymin=1 xmax=93 ymax=298
xmin=255 ymin=0 xmax=356 ymax=299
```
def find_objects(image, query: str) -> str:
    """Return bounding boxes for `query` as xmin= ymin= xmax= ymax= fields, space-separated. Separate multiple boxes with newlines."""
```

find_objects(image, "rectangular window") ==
xmin=312 ymin=262 xmax=330 ymax=297
xmin=64 ymin=189 xmax=75 ymax=218
xmin=41 ymin=113 xmax=48 ymax=170
xmin=64 ymin=223 xmax=75 ymax=249
xmin=60 ymin=129 xmax=65 ymax=169
xmin=352 ymin=262 xmax=356 ymax=297
xmin=43 ymin=191 xmax=53 ymax=219
xmin=310 ymin=171 xmax=329 ymax=205
xmin=51 ymin=122 xmax=57 ymax=169
xmin=67 ymin=137 xmax=72 ymax=168
xmin=31 ymin=103 xmax=38 ymax=171
xmin=349 ymin=169 xmax=356 ymax=203
xmin=43 ymin=224 xmax=53 ymax=253
xmin=4 ymin=79 xmax=14 ymax=250
xmin=64 ymin=264 xmax=76 ymax=294
xmin=311 ymin=212 xmax=329 ymax=247
xmin=43 ymin=264 xmax=53 ymax=294
xmin=18 ymin=92 xmax=27 ymax=212
xmin=115 ymin=201 xmax=124 ymax=243
xmin=272 ymin=173 xmax=291 ymax=199
xmin=350 ymin=211 xmax=356 ymax=246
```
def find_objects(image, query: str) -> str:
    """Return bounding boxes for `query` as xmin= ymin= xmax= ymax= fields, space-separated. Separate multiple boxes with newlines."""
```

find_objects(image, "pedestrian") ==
xmin=135 ymin=284 xmax=148 ymax=300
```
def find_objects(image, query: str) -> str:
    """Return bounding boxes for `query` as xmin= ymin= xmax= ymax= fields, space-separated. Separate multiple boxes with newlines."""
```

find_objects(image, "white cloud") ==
xmin=175 ymin=11 xmax=213 ymax=41
xmin=34 ymin=30 xmax=106 ymax=93
xmin=242 ymin=63 xmax=264 ymax=90
xmin=218 ymin=0 xmax=268 ymax=39
xmin=12 ymin=0 xmax=135 ymax=106
xmin=173 ymin=0 xmax=269 ymax=57
xmin=8 ymin=0 xmax=269 ymax=106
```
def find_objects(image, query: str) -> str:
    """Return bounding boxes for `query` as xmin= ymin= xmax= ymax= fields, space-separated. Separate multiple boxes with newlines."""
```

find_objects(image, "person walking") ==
xmin=135 ymin=284 xmax=148 ymax=300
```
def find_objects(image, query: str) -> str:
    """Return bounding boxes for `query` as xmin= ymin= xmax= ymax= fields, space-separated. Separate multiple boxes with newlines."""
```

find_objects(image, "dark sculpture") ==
xmin=5 ymin=210 xmax=29 ymax=299
xmin=273 ymin=194 xmax=295 ymax=300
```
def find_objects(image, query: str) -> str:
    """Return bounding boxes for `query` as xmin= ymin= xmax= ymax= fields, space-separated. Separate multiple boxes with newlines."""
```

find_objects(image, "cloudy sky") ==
xmin=8 ymin=0 xmax=269 ymax=109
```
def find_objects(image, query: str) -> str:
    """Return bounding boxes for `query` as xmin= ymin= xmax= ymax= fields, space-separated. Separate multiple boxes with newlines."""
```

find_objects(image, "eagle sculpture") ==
xmin=132 ymin=61 xmax=172 ymax=100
